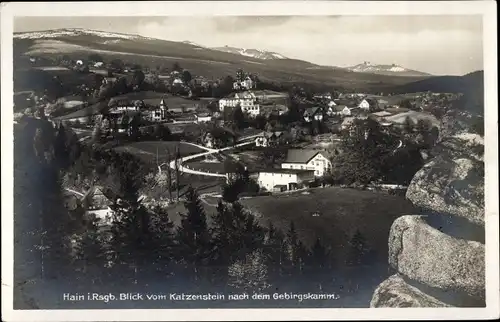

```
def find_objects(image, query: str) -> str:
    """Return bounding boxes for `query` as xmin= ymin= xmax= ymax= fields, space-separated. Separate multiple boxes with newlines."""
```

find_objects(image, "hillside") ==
xmin=391 ymin=71 xmax=484 ymax=115
xmin=13 ymin=28 xmax=427 ymax=91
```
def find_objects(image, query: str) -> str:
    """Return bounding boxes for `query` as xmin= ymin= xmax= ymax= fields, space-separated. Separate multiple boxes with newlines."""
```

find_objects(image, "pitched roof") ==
xmin=304 ymin=106 xmax=322 ymax=116
xmin=333 ymin=105 xmax=349 ymax=112
xmin=334 ymin=99 xmax=357 ymax=108
xmin=284 ymin=149 xmax=329 ymax=164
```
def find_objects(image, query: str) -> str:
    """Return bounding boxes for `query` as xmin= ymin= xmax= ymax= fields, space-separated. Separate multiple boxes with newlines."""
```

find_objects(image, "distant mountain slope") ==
xmin=392 ymin=71 xmax=484 ymax=115
xmin=14 ymin=28 xmax=151 ymax=41
xmin=13 ymin=28 xmax=427 ymax=91
xmin=391 ymin=71 xmax=483 ymax=94
xmin=211 ymin=45 xmax=288 ymax=60
xmin=347 ymin=61 xmax=432 ymax=77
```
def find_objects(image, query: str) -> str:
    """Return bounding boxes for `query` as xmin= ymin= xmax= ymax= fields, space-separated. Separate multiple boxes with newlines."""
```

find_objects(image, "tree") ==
xmin=172 ymin=62 xmax=182 ymax=72
xmin=54 ymin=123 xmax=69 ymax=169
xmin=346 ymin=229 xmax=370 ymax=266
xmin=306 ymin=237 xmax=329 ymax=291
xmin=403 ymin=116 xmax=414 ymax=135
xmin=71 ymin=218 xmax=108 ymax=281
xmin=88 ymin=53 xmax=104 ymax=63
xmin=181 ymin=70 xmax=192 ymax=83
xmin=175 ymin=187 xmax=211 ymax=279
xmin=228 ymin=249 xmax=270 ymax=292
xmin=148 ymin=206 xmax=175 ymax=271
xmin=236 ymin=69 xmax=245 ymax=82
xmin=174 ymin=146 xmax=181 ymax=201
xmin=110 ymin=59 xmax=124 ymax=72
xmin=232 ymin=105 xmax=246 ymax=130
xmin=333 ymin=118 xmax=396 ymax=186
xmin=132 ymin=69 xmax=146 ymax=90
xmin=210 ymin=201 xmax=234 ymax=266
xmin=286 ymin=221 xmax=307 ymax=274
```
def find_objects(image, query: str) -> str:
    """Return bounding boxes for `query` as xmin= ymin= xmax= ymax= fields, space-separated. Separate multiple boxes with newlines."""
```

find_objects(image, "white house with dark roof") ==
xmin=327 ymin=105 xmax=352 ymax=117
xmin=281 ymin=149 xmax=332 ymax=177
xmin=303 ymin=106 xmax=323 ymax=123
xmin=257 ymin=168 xmax=315 ymax=192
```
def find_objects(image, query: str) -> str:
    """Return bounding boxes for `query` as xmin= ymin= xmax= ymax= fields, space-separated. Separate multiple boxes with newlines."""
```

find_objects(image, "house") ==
xmin=313 ymin=93 xmax=333 ymax=100
xmin=261 ymin=104 xmax=288 ymax=118
xmin=281 ymin=149 xmax=332 ymax=177
xmin=358 ymin=98 xmax=378 ymax=111
xmin=257 ymin=168 xmax=315 ymax=192
xmin=328 ymin=100 xmax=337 ymax=107
xmin=303 ymin=106 xmax=323 ymax=122
xmin=370 ymin=110 xmax=393 ymax=122
xmin=195 ymin=113 xmax=213 ymax=124
xmin=219 ymin=92 xmax=260 ymax=117
xmin=80 ymin=186 xmax=116 ymax=224
xmin=115 ymin=112 xmax=141 ymax=135
xmin=172 ymin=78 xmax=184 ymax=85
xmin=147 ymin=100 xmax=168 ymax=122
xmin=255 ymin=131 xmax=284 ymax=147
xmin=233 ymin=76 xmax=255 ymax=90
xmin=327 ymin=105 xmax=351 ymax=117
xmin=110 ymin=99 xmax=144 ymax=113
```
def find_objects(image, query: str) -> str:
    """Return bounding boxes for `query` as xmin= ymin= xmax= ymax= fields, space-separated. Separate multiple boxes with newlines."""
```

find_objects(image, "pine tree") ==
xmin=306 ymin=237 xmax=329 ymax=291
xmin=148 ymin=206 xmax=175 ymax=273
xmin=210 ymin=200 xmax=234 ymax=266
xmin=346 ymin=229 xmax=369 ymax=267
xmin=263 ymin=221 xmax=288 ymax=279
xmin=72 ymin=218 xmax=108 ymax=283
xmin=228 ymin=249 xmax=270 ymax=292
xmin=286 ymin=221 xmax=307 ymax=274
xmin=175 ymin=187 xmax=211 ymax=280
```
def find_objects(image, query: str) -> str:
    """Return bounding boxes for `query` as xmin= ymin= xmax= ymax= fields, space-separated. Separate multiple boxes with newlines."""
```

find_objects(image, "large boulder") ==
xmin=388 ymin=215 xmax=485 ymax=300
xmin=406 ymin=134 xmax=484 ymax=226
xmin=370 ymin=274 xmax=451 ymax=308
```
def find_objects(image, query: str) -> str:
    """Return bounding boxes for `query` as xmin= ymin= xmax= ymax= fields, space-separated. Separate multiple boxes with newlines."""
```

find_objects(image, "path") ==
xmin=64 ymin=188 xmax=85 ymax=197
xmin=168 ymin=140 xmax=257 ymax=178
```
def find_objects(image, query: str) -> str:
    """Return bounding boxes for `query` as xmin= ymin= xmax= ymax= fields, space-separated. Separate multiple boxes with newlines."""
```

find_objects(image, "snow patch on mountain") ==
xmin=210 ymin=45 xmax=288 ymax=60
xmin=347 ymin=62 xmax=430 ymax=76
xmin=14 ymin=28 xmax=149 ymax=40
xmin=182 ymin=41 xmax=206 ymax=48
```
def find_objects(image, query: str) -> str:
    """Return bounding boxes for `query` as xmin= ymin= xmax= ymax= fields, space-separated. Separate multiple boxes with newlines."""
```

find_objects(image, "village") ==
xmin=13 ymin=55 xmax=457 ymax=225
xmin=9 ymin=10 xmax=488 ymax=311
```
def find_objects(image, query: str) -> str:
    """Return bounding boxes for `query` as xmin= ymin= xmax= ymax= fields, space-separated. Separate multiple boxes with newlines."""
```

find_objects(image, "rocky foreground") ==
xmin=370 ymin=133 xmax=485 ymax=307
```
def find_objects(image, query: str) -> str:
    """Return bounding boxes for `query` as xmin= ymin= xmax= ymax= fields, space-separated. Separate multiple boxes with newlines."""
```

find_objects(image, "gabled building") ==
xmin=358 ymin=98 xmax=378 ymax=111
xmin=281 ymin=149 xmax=332 ymax=177
xmin=195 ymin=112 xmax=213 ymax=124
xmin=219 ymin=91 xmax=260 ymax=117
xmin=327 ymin=105 xmax=351 ymax=117
xmin=303 ymin=106 xmax=324 ymax=123
xmin=257 ymin=168 xmax=315 ymax=192
xmin=80 ymin=186 xmax=116 ymax=224
xmin=255 ymin=131 xmax=284 ymax=147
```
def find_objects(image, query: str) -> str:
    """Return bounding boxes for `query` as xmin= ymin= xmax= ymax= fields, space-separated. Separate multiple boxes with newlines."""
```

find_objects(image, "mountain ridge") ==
xmin=346 ymin=61 xmax=432 ymax=77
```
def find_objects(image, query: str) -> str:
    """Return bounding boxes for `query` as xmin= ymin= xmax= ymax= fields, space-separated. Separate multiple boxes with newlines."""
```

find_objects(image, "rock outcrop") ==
xmin=371 ymin=133 xmax=485 ymax=307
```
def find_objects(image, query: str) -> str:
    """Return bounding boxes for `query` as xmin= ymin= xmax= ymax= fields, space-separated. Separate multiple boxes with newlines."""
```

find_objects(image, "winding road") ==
xmin=167 ymin=140 xmax=258 ymax=178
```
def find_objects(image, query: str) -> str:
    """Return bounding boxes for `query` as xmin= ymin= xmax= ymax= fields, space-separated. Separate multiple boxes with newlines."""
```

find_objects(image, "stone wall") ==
xmin=370 ymin=133 xmax=485 ymax=307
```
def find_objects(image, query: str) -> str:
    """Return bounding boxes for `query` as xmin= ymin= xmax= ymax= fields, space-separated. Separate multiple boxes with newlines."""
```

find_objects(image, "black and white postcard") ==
xmin=1 ymin=1 xmax=498 ymax=321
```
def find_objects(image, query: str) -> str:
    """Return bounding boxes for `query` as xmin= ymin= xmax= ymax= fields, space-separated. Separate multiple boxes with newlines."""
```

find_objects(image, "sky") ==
xmin=14 ymin=15 xmax=483 ymax=75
